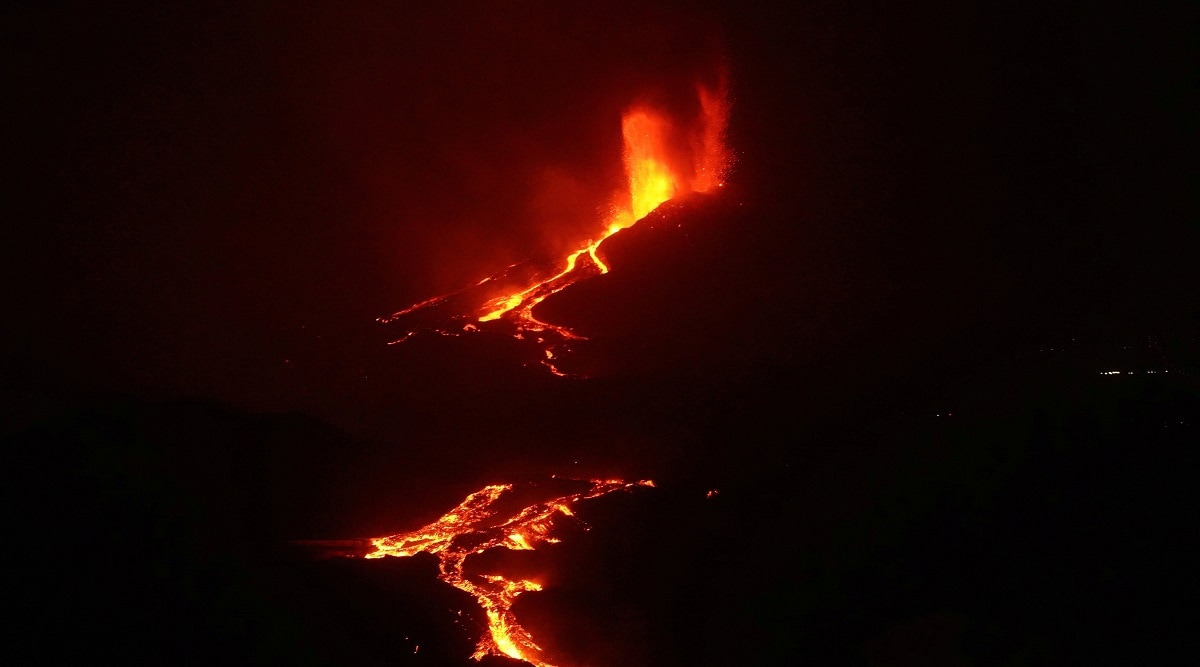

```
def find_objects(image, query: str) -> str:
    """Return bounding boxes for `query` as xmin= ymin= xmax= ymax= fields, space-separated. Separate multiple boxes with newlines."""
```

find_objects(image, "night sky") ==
xmin=6 ymin=2 xmax=1197 ymax=664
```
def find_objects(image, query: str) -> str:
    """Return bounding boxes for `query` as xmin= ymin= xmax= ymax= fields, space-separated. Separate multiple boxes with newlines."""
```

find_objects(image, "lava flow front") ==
xmin=365 ymin=478 xmax=655 ymax=667
xmin=379 ymin=79 xmax=732 ymax=375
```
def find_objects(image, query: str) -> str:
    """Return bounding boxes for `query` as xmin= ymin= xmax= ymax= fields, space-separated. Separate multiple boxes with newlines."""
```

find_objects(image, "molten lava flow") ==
xmin=366 ymin=478 xmax=655 ymax=667
xmin=380 ymin=79 xmax=732 ymax=375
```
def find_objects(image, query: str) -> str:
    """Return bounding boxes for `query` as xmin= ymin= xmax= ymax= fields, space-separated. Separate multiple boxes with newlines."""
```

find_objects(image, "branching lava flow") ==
xmin=365 ymin=478 xmax=655 ymax=667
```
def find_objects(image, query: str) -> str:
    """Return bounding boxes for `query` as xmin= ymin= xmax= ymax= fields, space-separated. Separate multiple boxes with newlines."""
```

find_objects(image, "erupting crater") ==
xmin=379 ymin=80 xmax=732 ymax=376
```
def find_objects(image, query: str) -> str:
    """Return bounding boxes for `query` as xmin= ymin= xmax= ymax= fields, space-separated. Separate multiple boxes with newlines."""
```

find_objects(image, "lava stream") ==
xmin=365 ymin=478 xmax=655 ymax=667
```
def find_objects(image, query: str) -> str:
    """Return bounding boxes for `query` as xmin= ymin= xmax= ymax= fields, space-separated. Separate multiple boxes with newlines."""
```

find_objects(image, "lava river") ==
xmin=365 ymin=478 xmax=655 ymax=666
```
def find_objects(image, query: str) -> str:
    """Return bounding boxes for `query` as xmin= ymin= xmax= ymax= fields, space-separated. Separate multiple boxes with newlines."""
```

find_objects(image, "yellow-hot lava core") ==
xmin=365 ymin=478 xmax=654 ymax=667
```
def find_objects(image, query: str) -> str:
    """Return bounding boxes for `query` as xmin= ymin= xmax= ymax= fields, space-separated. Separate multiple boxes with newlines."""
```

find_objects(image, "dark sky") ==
xmin=5 ymin=1 xmax=1195 ymax=431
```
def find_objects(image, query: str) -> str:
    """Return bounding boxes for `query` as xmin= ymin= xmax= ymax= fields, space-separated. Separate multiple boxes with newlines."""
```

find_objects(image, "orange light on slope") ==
xmin=366 ymin=479 xmax=655 ymax=667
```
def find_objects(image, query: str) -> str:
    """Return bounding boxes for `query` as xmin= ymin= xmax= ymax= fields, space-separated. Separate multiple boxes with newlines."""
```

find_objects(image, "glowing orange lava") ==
xmin=365 ymin=478 xmax=655 ymax=667
xmin=380 ymin=78 xmax=732 ymax=375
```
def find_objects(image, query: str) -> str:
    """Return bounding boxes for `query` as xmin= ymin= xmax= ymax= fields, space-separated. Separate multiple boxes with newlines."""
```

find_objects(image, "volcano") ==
xmin=375 ymin=81 xmax=735 ymax=379
xmin=7 ymin=3 xmax=1196 ymax=666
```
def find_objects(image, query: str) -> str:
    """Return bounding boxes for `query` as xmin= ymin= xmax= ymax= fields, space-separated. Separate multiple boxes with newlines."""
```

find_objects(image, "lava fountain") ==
xmin=365 ymin=478 xmax=655 ymax=666
xmin=379 ymin=78 xmax=732 ymax=375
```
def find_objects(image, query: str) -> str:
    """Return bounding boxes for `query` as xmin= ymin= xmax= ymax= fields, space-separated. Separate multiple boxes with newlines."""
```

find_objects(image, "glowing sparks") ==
xmin=365 ymin=478 xmax=655 ymax=667
xmin=380 ymin=79 xmax=733 ymax=376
